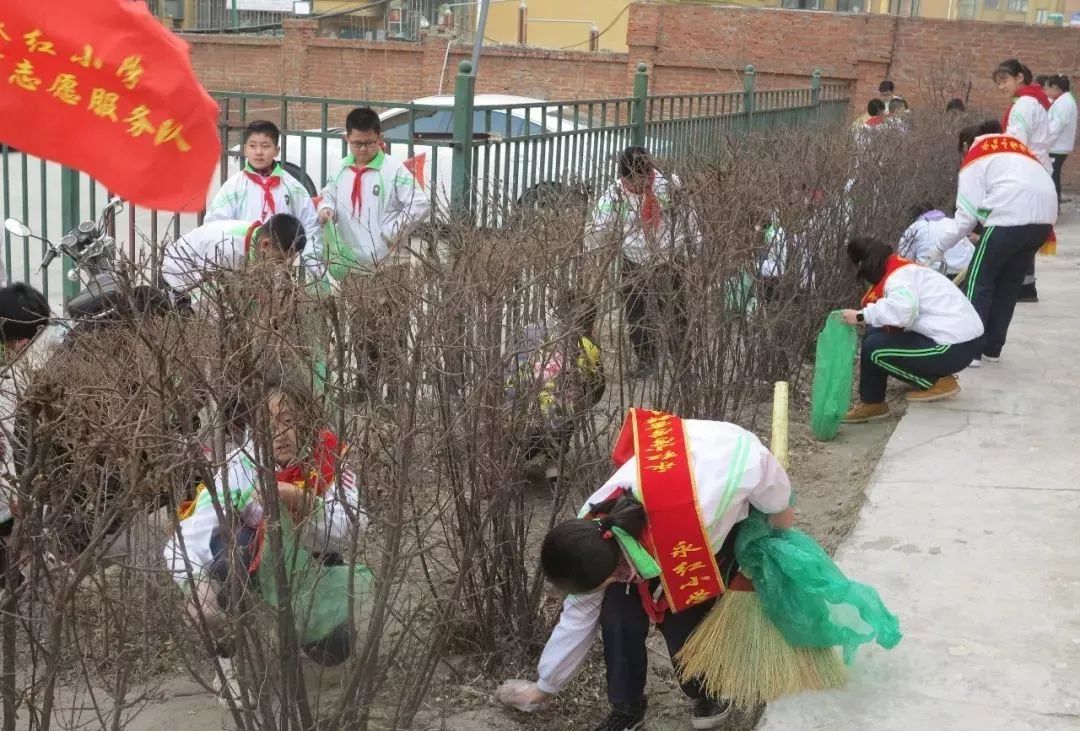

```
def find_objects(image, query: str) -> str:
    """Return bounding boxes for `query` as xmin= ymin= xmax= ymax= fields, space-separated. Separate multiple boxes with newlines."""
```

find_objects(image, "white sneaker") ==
xmin=212 ymin=657 xmax=241 ymax=708
xmin=968 ymin=358 xmax=982 ymax=369
xmin=983 ymin=355 xmax=1000 ymax=363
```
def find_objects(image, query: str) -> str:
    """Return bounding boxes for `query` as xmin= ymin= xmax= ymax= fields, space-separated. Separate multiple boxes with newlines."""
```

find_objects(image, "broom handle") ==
xmin=771 ymin=381 xmax=790 ymax=470
xmin=952 ymin=266 xmax=969 ymax=288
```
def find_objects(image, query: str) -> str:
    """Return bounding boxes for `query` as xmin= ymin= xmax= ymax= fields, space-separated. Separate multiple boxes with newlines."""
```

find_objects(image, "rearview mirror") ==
xmin=3 ymin=218 xmax=32 ymax=238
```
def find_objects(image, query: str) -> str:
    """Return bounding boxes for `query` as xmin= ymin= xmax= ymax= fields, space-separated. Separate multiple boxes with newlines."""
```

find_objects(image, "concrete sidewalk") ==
xmin=763 ymin=213 xmax=1080 ymax=730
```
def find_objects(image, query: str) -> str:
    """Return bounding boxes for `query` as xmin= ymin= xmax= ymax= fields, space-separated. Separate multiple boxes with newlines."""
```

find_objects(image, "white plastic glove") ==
xmin=496 ymin=679 xmax=551 ymax=713
xmin=920 ymin=247 xmax=945 ymax=267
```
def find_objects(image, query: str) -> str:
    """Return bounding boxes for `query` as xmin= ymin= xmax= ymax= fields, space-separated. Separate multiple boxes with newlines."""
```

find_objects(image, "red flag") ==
xmin=0 ymin=0 xmax=220 ymax=212
xmin=403 ymin=152 xmax=427 ymax=191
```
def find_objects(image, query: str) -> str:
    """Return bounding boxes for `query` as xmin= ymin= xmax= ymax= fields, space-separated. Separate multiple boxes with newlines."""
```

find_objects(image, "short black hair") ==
xmin=993 ymin=59 xmax=1033 ymax=85
xmin=879 ymin=80 xmax=894 ymax=94
xmin=867 ymin=98 xmax=886 ymax=116
xmin=847 ymin=236 xmax=893 ymax=286
xmin=0 ymin=283 xmax=50 ymax=343
xmin=958 ymin=119 xmax=1003 ymax=154
xmin=1034 ymin=74 xmax=1049 ymax=87
xmin=1049 ymin=74 xmax=1071 ymax=92
xmin=945 ymin=98 xmax=966 ymax=113
xmin=260 ymin=213 xmax=307 ymax=255
xmin=541 ymin=492 xmax=646 ymax=594
xmin=887 ymin=97 xmax=908 ymax=114
xmin=244 ymin=120 xmax=280 ymax=146
xmin=345 ymin=107 xmax=381 ymax=135
xmin=617 ymin=146 xmax=652 ymax=179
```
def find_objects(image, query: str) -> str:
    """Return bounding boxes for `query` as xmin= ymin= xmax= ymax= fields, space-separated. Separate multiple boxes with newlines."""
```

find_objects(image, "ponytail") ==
xmin=540 ymin=493 xmax=646 ymax=594
xmin=993 ymin=59 xmax=1032 ymax=85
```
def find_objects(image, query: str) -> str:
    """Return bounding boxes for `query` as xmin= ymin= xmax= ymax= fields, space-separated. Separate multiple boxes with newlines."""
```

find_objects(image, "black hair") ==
xmin=617 ymin=145 xmax=652 ymax=179
xmin=945 ymin=98 xmax=966 ymax=113
xmin=878 ymin=80 xmax=894 ymax=94
xmin=540 ymin=492 xmax=646 ymax=594
xmin=993 ymin=59 xmax=1033 ymax=85
xmin=0 ymin=283 xmax=50 ymax=344
xmin=887 ymin=97 xmax=908 ymax=114
xmin=958 ymin=119 xmax=1003 ymax=154
xmin=867 ymin=98 xmax=886 ymax=116
xmin=847 ymin=236 xmax=893 ymax=285
xmin=1049 ymin=74 xmax=1071 ymax=92
xmin=1034 ymin=74 xmax=1049 ymax=87
xmin=261 ymin=213 xmax=307 ymax=255
xmin=244 ymin=120 xmax=281 ymax=146
xmin=345 ymin=107 xmax=382 ymax=135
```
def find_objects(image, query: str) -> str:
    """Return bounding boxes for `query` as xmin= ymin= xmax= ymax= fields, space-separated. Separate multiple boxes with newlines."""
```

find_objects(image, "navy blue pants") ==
xmin=965 ymin=224 xmax=1052 ymax=358
xmin=860 ymin=329 xmax=980 ymax=403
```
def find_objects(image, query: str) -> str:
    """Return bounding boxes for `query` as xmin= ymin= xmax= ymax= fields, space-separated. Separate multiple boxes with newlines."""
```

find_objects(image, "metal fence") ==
xmin=1 ymin=63 xmax=850 ymax=308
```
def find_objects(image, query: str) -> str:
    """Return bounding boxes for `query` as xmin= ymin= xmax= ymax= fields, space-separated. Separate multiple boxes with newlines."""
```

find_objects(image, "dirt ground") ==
xmin=46 ymin=390 xmax=899 ymax=731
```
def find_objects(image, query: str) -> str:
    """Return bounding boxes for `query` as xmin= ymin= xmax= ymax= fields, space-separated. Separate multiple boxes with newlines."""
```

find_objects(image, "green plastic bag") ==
xmin=322 ymin=220 xmax=361 ymax=284
xmin=810 ymin=311 xmax=857 ymax=440
xmin=256 ymin=514 xmax=373 ymax=646
xmin=724 ymin=271 xmax=757 ymax=316
xmin=735 ymin=511 xmax=902 ymax=663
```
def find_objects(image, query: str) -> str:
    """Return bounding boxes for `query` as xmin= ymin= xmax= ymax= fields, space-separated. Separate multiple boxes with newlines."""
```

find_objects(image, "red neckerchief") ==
xmin=350 ymin=165 xmax=374 ymax=216
xmin=861 ymin=254 xmax=913 ymax=307
xmin=274 ymin=429 xmax=342 ymax=498
xmin=243 ymin=168 xmax=282 ymax=219
xmin=1002 ymin=84 xmax=1052 ymax=129
xmin=242 ymin=220 xmax=261 ymax=257
xmin=864 ymin=115 xmax=887 ymax=127
xmin=623 ymin=173 xmax=661 ymax=233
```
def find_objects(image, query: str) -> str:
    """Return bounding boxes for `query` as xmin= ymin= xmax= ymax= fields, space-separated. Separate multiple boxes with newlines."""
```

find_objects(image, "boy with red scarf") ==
xmin=205 ymin=121 xmax=323 ymax=277
xmin=840 ymin=237 xmax=983 ymax=423
xmin=586 ymin=146 xmax=701 ymax=378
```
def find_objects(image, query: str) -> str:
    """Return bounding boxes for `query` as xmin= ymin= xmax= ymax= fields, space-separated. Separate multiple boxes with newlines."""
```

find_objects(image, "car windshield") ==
xmin=381 ymin=109 xmax=548 ymax=141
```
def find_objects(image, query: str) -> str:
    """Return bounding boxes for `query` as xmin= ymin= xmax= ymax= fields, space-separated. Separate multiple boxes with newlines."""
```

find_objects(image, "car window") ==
xmin=382 ymin=110 xmax=453 ymax=141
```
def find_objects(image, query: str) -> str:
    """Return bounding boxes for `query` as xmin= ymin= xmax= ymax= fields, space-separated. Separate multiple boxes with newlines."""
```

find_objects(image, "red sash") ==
xmin=861 ymin=254 xmax=913 ymax=307
xmin=962 ymin=134 xmax=1040 ymax=169
xmin=612 ymin=409 xmax=722 ymax=612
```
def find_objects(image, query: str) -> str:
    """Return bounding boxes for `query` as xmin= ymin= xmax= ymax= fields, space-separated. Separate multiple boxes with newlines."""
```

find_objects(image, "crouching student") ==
xmin=497 ymin=411 xmax=794 ymax=731
xmin=841 ymin=237 xmax=984 ymax=424
xmin=164 ymin=379 xmax=369 ymax=705
xmin=898 ymin=204 xmax=974 ymax=282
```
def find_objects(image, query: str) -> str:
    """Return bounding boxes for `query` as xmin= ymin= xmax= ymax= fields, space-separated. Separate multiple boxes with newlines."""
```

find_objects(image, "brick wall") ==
xmin=183 ymin=4 xmax=1080 ymax=186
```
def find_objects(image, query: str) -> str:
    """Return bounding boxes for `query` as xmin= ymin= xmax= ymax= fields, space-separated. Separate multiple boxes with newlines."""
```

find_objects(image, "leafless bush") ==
xmin=0 ymin=114 xmax=961 ymax=730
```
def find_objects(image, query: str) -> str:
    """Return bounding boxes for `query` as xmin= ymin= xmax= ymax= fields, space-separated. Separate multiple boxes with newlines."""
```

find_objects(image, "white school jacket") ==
xmin=585 ymin=174 xmax=702 ymax=264
xmin=935 ymin=135 xmax=1057 ymax=252
xmin=1006 ymin=96 xmax=1053 ymax=173
xmin=163 ymin=438 xmax=367 ymax=586
xmin=898 ymin=213 xmax=973 ymax=275
xmin=534 ymin=420 xmax=792 ymax=695
xmin=860 ymin=264 xmax=983 ymax=345
xmin=318 ymin=151 xmax=431 ymax=267
xmin=1049 ymin=92 xmax=1077 ymax=155
xmin=205 ymin=164 xmax=323 ymax=269
xmin=0 ymin=325 xmax=63 ymax=524
xmin=161 ymin=219 xmax=259 ymax=291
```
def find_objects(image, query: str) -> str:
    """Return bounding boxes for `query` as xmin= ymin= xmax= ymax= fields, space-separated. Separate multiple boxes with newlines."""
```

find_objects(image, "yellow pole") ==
xmin=771 ymin=381 xmax=790 ymax=469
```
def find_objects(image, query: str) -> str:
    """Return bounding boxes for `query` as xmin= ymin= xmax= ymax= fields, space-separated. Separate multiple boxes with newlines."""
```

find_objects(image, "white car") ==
xmin=227 ymin=94 xmax=663 ymax=224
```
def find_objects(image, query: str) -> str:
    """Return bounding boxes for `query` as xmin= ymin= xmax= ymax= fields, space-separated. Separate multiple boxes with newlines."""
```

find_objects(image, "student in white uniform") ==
xmin=160 ymin=214 xmax=307 ymax=295
xmin=496 ymin=415 xmax=794 ymax=731
xmin=926 ymin=121 xmax=1057 ymax=369
xmin=204 ymin=121 xmax=322 ymax=276
xmin=1046 ymin=75 xmax=1077 ymax=203
xmin=994 ymin=59 xmax=1054 ymax=302
xmin=317 ymin=107 xmax=431 ymax=271
xmin=840 ymin=237 xmax=984 ymax=424
xmin=898 ymin=204 xmax=973 ymax=281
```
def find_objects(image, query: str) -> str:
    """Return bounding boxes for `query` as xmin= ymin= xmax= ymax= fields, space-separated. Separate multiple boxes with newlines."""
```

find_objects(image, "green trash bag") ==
xmin=322 ymin=220 xmax=361 ymax=284
xmin=724 ymin=271 xmax=757 ymax=316
xmin=256 ymin=514 xmax=373 ymax=646
xmin=810 ymin=311 xmax=857 ymax=440
xmin=735 ymin=510 xmax=902 ymax=663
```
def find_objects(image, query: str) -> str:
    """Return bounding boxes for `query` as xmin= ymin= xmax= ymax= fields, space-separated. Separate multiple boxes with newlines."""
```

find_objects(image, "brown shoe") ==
xmin=843 ymin=402 xmax=890 ymax=423
xmin=908 ymin=375 xmax=960 ymax=403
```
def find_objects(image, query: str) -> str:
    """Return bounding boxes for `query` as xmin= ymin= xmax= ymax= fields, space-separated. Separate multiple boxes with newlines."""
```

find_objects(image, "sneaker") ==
xmin=593 ymin=701 xmax=647 ymax=731
xmin=212 ymin=657 xmax=242 ymax=708
xmin=968 ymin=358 xmax=982 ymax=369
xmin=842 ymin=402 xmax=890 ymax=424
xmin=1017 ymin=284 xmax=1039 ymax=303
xmin=982 ymin=355 xmax=1000 ymax=363
xmin=692 ymin=697 xmax=733 ymax=729
xmin=908 ymin=375 xmax=960 ymax=403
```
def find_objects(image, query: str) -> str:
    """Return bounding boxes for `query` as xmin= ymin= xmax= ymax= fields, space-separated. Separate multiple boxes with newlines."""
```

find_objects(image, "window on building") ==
xmin=1007 ymin=0 xmax=1028 ymax=10
xmin=837 ymin=0 xmax=865 ymax=11
xmin=984 ymin=0 xmax=999 ymax=9
xmin=1035 ymin=8 xmax=1048 ymax=21
xmin=957 ymin=0 xmax=977 ymax=15
xmin=782 ymin=0 xmax=823 ymax=9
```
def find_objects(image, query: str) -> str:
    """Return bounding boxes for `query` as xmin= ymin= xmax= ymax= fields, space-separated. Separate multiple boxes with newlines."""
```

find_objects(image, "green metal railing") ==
xmin=1 ymin=63 xmax=849 ymax=307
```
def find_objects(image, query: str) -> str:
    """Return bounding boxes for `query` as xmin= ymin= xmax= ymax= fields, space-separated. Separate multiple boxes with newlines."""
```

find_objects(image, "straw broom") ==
xmin=675 ymin=381 xmax=846 ymax=709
